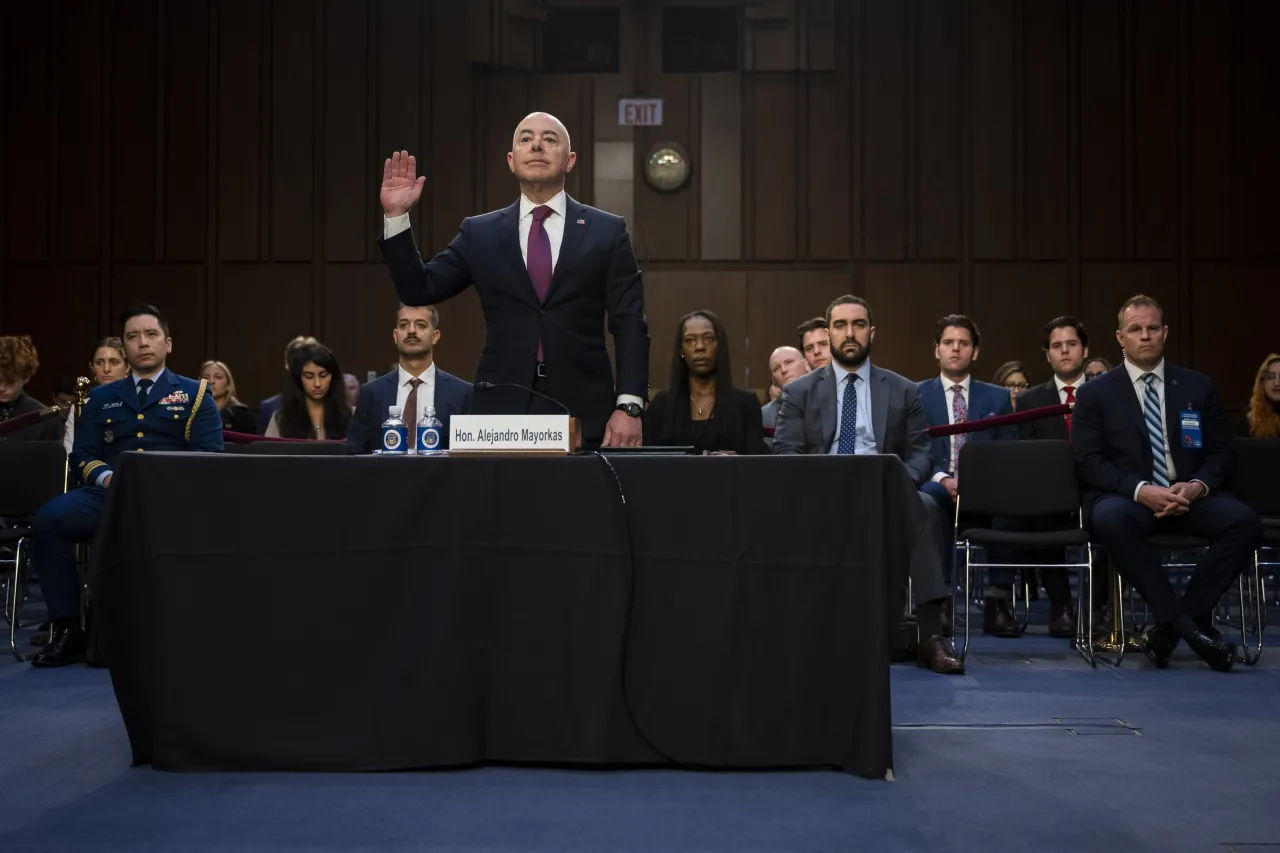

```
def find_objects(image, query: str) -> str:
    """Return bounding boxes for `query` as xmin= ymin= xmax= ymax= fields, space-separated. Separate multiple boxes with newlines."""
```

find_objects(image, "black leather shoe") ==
xmin=983 ymin=597 xmax=1021 ymax=638
xmin=1142 ymin=626 xmax=1178 ymax=669
xmin=1193 ymin=616 xmax=1223 ymax=643
xmin=1185 ymin=631 xmax=1237 ymax=673
xmin=31 ymin=626 xmax=86 ymax=668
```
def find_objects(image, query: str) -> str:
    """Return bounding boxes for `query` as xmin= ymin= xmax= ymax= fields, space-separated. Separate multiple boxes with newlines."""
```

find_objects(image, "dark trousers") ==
xmin=912 ymin=490 xmax=954 ymax=603
xmin=1089 ymin=492 xmax=1262 ymax=625
xmin=34 ymin=486 xmax=106 ymax=622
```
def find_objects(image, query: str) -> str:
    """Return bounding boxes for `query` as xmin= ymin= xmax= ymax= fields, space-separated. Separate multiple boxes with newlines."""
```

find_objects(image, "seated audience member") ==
xmin=1012 ymin=316 xmax=1096 ymax=636
xmin=258 ymin=335 xmax=318 ymax=433
xmin=0 ymin=336 xmax=63 ymax=443
xmin=774 ymin=295 xmax=963 ymax=674
xmin=1084 ymin=356 xmax=1112 ymax=381
xmin=1237 ymin=353 xmax=1280 ymax=438
xmin=51 ymin=378 xmax=78 ymax=421
xmin=200 ymin=360 xmax=257 ymax=434
xmin=917 ymin=315 xmax=1017 ymax=634
xmin=796 ymin=316 xmax=832 ymax=372
xmin=344 ymin=373 xmax=362 ymax=410
xmin=761 ymin=345 xmax=809 ymax=436
xmin=1073 ymin=294 xmax=1261 ymax=672
xmin=992 ymin=360 xmax=1031 ymax=409
xmin=266 ymin=342 xmax=351 ymax=440
xmin=31 ymin=304 xmax=223 ymax=667
xmin=64 ymin=337 xmax=131 ymax=453
xmin=348 ymin=304 xmax=472 ymax=454
xmin=644 ymin=311 xmax=767 ymax=456
xmin=767 ymin=382 xmax=782 ymax=402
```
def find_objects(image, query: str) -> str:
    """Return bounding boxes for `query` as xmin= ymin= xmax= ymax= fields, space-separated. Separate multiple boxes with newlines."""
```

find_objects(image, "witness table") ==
xmin=93 ymin=452 xmax=932 ymax=779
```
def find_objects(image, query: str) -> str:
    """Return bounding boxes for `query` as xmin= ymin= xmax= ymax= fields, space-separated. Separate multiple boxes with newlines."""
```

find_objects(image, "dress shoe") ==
xmin=917 ymin=635 xmax=965 ymax=674
xmin=30 ymin=625 xmax=85 ymax=668
xmin=983 ymin=597 xmax=1021 ymax=638
xmin=1185 ymin=630 xmax=1237 ymax=673
xmin=1142 ymin=626 xmax=1178 ymax=669
xmin=1048 ymin=602 xmax=1077 ymax=638
xmin=1193 ymin=616 xmax=1223 ymax=643
xmin=939 ymin=597 xmax=953 ymax=637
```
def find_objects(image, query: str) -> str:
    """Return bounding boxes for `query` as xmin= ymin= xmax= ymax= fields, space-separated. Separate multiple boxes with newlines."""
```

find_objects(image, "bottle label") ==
xmin=418 ymin=426 xmax=442 ymax=452
xmin=382 ymin=426 xmax=408 ymax=452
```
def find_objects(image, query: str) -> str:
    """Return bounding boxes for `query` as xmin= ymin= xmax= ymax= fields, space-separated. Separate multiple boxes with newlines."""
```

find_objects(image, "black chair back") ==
xmin=957 ymin=439 xmax=1080 ymax=518
xmin=237 ymin=441 xmax=347 ymax=456
xmin=1231 ymin=438 xmax=1280 ymax=517
xmin=0 ymin=441 xmax=67 ymax=517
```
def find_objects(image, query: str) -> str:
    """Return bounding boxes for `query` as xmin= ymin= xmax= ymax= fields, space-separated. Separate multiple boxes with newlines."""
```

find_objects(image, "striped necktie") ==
xmin=1141 ymin=373 xmax=1170 ymax=487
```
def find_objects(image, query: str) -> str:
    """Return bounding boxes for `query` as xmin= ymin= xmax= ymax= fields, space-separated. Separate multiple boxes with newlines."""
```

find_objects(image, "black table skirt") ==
xmin=94 ymin=453 xmax=925 ymax=779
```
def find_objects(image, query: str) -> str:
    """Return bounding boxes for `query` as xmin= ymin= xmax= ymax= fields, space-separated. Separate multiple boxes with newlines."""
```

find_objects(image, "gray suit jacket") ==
xmin=772 ymin=362 xmax=933 ymax=485
xmin=761 ymin=398 xmax=779 ymax=450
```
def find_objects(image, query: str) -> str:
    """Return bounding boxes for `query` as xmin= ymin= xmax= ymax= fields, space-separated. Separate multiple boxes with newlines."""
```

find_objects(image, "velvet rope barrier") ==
xmin=925 ymin=403 xmax=1070 ymax=438
xmin=222 ymin=429 xmax=344 ymax=445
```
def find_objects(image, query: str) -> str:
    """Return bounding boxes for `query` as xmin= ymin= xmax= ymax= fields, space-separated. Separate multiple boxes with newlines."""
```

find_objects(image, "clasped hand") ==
xmin=1138 ymin=481 xmax=1204 ymax=518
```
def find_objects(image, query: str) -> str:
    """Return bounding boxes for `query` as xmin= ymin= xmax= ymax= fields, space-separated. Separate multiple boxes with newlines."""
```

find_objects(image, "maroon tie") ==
xmin=404 ymin=377 xmax=422 ymax=450
xmin=527 ymin=205 xmax=554 ymax=361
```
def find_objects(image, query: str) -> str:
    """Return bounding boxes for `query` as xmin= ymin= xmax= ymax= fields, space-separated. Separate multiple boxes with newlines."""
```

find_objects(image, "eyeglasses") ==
xmin=1264 ymin=373 xmax=1280 ymax=384
xmin=1003 ymin=382 xmax=1029 ymax=390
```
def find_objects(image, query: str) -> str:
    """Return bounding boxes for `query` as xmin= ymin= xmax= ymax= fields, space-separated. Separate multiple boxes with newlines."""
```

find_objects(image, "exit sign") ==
xmin=618 ymin=98 xmax=663 ymax=126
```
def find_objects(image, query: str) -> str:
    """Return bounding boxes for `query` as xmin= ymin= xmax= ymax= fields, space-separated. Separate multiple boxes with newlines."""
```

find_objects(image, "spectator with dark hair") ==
xmin=266 ymin=342 xmax=351 ymax=440
xmin=0 ymin=335 xmax=62 ymax=443
xmin=1084 ymin=356 xmax=1112 ymax=381
xmin=644 ymin=311 xmax=766 ymax=455
xmin=258 ymin=335 xmax=318 ymax=433
xmin=1238 ymin=353 xmax=1280 ymax=438
xmin=63 ymin=337 xmax=131 ymax=454
xmin=200 ymin=360 xmax=257 ymax=434
xmin=796 ymin=316 xmax=831 ymax=372
xmin=992 ymin=361 xmax=1031 ymax=408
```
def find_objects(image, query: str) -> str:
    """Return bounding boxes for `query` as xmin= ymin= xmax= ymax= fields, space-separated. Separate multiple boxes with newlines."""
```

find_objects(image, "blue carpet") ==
xmin=2 ymin=625 xmax=1278 ymax=852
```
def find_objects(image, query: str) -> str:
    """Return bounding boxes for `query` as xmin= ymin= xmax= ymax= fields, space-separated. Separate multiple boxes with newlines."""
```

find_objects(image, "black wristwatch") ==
xmin=615 ymin=402 xmax=644 ymax=418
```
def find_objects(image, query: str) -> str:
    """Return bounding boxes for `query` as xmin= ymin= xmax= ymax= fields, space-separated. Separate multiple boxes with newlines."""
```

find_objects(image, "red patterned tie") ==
xmin=527 ymin=205 xmax=554 ymax=361
xmin=1063 ymin=385 xmax=1075 ymax=439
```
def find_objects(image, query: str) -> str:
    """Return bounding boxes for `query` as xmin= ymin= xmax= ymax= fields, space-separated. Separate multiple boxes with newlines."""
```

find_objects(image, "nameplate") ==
xmin=450 ymin=414 xmax=571 ymax=453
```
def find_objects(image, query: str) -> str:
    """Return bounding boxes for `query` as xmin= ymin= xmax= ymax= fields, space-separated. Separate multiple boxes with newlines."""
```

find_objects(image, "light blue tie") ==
xmin=1142 ymin=373 xmax=1170 ymax=487
xmin=837 ymin=374 xmax=859 ymax=455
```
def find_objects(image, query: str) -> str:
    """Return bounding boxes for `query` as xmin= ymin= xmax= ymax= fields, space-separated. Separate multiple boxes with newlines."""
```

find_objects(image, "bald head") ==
xmin=508 ymin=112 xmax=576 ymax=192
xmin=769 ymin=346 xmax=809 ymax=389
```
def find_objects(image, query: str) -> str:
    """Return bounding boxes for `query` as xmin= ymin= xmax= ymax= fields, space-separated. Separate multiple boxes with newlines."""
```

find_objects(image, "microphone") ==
xmin=474 ymin=381 xmax=573 ymax=419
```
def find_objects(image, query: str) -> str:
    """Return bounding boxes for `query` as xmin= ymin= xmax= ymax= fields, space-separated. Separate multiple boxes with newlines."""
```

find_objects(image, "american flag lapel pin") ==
xmin=576 ymin=218 xmax=585 ymax=225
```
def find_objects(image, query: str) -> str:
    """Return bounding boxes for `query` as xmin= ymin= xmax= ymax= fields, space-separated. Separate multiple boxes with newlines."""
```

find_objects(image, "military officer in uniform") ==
xmin=30 ymin=303 xmax=223 ymax=667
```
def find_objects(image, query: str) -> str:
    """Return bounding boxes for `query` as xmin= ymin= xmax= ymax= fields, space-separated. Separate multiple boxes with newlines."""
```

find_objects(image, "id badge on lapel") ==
xmin=1180 ymin=407 xmax=1202 ymax=449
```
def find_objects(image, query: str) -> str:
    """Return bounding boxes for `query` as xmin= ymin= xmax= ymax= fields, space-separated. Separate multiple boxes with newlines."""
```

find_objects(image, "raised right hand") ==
xmin=1137 ymin=484 xmax=1190 ymax=517
xmin=380 ymin=150 xmax=426 ymax=218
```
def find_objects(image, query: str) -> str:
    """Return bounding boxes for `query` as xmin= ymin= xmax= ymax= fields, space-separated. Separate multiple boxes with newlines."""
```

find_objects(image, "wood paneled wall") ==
xmin=2 ymin=0 xmax=1277 ymax=412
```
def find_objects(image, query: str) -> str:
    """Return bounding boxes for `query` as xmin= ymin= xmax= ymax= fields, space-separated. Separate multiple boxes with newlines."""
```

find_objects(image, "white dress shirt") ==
xmin=383 ymin=191 xmax=642 ymax=409
xmin=395 ymin=363 xmax=437 ymax=425
xmin=932 ymin=374 xmax=971 ymax=482
xmin=1054 ymin=372 xmax=1084 ymax=404
xmin=827 ymin=360 xmax=876 ymax=455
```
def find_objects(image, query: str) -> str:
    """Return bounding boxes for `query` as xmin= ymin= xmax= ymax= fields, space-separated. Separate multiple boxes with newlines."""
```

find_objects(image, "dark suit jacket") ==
xmin=772 ymin=363 xmax=933 ymax=485
xmin=0 ymin=393 xmax=64 ymax=443
xmin=1015 ymin=380 xmax=1069 ymax=441
xmin=346 ymin=367 xmax=473 ymax=454
xmin=257 ymin=394 xmax=281 ymax=434
xmin=917 ymin=376 xmax=1015 ymax=479
xmin=1072 ymin=362 xmax=1233 ymax=519
xmin=378 ymin=196 xmax=649 ymax=442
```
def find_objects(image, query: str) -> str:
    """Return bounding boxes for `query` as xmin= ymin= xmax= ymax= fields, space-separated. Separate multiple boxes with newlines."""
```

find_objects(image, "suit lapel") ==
xmin=871 ymin=366 xmax=890 ymax=453
xmin=921 ymin=377 xmax=945 ymax=428
xmin=817 ymin=365 xmax=837 ymax=448
xmin=1164 ymin=366 xmax=1186 ymax=464
xmin=119 ymin=375 xmax=140 ymax=413
xmin=545 ymin=196 xmax=590 ymax=304
xmin=379 ymin=373 xmax=399 ymax=418
xmin=498 ymin=200 xmax=539 ymax=305
xmin=1112 ymin=368 xmax=1150 ymax=463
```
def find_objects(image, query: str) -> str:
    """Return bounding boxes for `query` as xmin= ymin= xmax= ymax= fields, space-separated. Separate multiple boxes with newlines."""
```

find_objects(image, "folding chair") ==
xmin=950 ymin=440 xmax=1095 ymax=663
xmin=1224 ymin=438 xmax=1280 ymax=664
xmin=0 ymin=441 xmax=69 ymax=661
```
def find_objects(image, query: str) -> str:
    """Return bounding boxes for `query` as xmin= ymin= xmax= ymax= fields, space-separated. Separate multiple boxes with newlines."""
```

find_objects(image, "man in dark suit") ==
xmin=916 ymin=315 xmax=1017 ymax=636
xmin=1014 ymin=316 xmax=1093 ymax=636
xmin=347 ymin=303 xmax=473 ymax=454
xmin=775 ymin=295 xmax=963 ymax=674
xmin=30 ymin=304 xmax=224 ymax=667
xmin=377 ymin=112 xmax=648 ymax=447
xmin=1073 ymin=294 xmax=1261 ymax=672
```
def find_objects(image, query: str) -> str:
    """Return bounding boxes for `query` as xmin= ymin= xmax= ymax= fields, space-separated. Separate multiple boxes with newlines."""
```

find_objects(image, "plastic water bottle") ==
xmin=381 ymin=405 xmax=408 ymax=455
xmin=416 ymin=405 xmax=444 ymax=456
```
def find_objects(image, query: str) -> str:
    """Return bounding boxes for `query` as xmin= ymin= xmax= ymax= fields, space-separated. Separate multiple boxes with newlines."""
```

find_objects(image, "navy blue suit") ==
xmin=34 ymin=369 xmax=223 ymax=622
xmin=917 ymin=377 xmax=1015 ymax=583
xmin=1072 ymin=362 xmax=1261 ymax=625
xmin=257 ymin=394 xmax=282 ymax=434
xmin=346 ymin=368 xmax=473 ymax=454
xmin=379 ymin=196 xmax=649 ymax=443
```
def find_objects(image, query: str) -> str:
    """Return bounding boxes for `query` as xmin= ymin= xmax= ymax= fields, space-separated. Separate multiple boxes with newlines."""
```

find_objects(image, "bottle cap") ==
xmin=388 ymin=406 xmax=403 ymax=418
